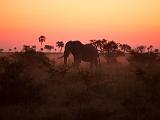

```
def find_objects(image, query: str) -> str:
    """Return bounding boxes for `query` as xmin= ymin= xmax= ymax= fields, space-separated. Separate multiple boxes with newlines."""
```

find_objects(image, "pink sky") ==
xmin=0 ymin=0 xmax=160 ymax=50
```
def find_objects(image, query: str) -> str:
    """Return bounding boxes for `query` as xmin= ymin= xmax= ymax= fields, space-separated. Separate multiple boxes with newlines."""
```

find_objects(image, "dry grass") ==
xmin=0 ymin=52 xmax=160 ymax=120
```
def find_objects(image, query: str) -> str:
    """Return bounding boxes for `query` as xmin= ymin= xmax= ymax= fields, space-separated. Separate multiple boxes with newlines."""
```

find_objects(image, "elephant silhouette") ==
xmin=59 ymin=41 xmax=99 ymax=68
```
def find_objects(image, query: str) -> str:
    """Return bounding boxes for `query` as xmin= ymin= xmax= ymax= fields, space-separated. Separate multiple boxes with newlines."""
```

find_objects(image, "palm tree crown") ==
xmin=38 ymin=35 xmax=46 ymax=47
xmin=56 ymin=41 xmax=64 ymax=52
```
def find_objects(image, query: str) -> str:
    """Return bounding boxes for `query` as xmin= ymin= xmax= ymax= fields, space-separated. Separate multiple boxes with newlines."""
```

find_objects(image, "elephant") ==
xmin=59 ymin=41 xmax=99 ymax=68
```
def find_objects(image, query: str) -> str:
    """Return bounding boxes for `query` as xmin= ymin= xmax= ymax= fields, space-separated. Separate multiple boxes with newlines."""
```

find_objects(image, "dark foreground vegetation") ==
xmin=0 ymin=45 xmax=160 ymax=120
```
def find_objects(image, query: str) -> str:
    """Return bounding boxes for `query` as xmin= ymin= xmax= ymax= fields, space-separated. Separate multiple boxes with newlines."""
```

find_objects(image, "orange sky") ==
xmin=0 ymin=0 xmax=160 ymax=50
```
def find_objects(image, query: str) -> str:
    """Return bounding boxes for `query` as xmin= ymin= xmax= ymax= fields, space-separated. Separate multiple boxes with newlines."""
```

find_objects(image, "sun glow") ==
xmin=0 ymin=0 xmax=160 ymax=49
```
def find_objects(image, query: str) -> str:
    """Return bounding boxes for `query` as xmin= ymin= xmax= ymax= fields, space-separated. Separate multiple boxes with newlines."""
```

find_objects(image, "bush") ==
xmin=14 ymin=49 xmax=50 ymax=66
xmin=0 ymin=51 xmax=46 ymax=105
xmin=128 ymin=51 xmax=158 ymax=64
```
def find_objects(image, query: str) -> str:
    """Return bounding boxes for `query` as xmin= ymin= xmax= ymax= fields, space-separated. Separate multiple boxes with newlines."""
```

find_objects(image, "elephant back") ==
xmin=81 ymin=44 xmax=98 ymax=61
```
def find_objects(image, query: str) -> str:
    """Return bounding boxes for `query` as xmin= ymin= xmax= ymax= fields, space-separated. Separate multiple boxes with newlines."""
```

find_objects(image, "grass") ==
xmin=0 ymin=51 xmax=160 ymax=120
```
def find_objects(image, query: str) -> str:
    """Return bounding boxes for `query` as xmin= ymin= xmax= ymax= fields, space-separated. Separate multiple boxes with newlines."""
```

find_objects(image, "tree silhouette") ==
xmin=14 ymin=47 xmax=17 ymax=52
xmin=8 ymin=49 xmax=12 ymax=52
xmin=136 ymin=45 xmax=146 ymax=53
xmin=103 ymin=41 xmax=118 ymax=54
xmin=38 ymin=35 xmax=46 ymax=47
xmin=90 ymin=39 xmax=107 ymax=53
xmin=154 ymin=49 xmax=159 ymax=53
xmin=119 ymin=44 xmax=132 ymax=53
xmin=56 ymin=41 xmax=64 ymax=52
xmin=0 ymin=49 xmax=4 ymax=52
xmin=147 ymin=45 xmax=153 ymax=53
xmin=31 ymin=45 xmax=36 ymax=51
xmin=103 ymin=41 xmax=118 ymax=63
xmin=23 ymin=45 xmax=30 ymax=52
xmin=44 ymin=45 xmax=54 ymax=52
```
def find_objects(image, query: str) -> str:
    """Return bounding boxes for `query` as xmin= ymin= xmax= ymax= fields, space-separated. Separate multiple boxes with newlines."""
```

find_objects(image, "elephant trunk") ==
xmin=64 ymin=49 xmax=70 ymax=65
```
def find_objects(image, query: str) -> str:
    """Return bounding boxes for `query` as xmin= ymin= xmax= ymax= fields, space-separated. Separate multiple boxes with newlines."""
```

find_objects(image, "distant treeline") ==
xmin=0 ymin=37 xmax=159 ymax=54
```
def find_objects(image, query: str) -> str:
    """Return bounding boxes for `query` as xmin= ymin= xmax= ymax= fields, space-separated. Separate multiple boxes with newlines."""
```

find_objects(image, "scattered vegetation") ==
xmin=0 ymin=40 xmax=160 ymax=120
xmin=0 ymin=49 xmax=48 ymax=105
xmin=56 ymin=41 xmax=64 ymax=52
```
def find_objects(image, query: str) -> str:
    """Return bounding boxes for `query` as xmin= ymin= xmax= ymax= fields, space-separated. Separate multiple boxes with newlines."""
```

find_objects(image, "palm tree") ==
xmin=56 ymin=41 xmax=64 ymax=52
xmin=38 ymin=35 xmax=46 ymax=47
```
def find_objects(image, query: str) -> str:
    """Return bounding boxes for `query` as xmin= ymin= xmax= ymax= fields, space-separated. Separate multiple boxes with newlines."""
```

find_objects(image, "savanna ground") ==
xmin=0 ymin=50 xmax=160 ymax=120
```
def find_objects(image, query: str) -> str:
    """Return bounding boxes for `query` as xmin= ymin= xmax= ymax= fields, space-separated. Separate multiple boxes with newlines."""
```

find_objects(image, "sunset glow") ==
xmin=0 ymin=0 xmax=160 ymax=50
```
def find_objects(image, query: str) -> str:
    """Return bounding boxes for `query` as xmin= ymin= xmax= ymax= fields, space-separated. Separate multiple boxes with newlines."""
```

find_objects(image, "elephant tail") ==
xmin=58 ymin=55 xmax=64 ymax=59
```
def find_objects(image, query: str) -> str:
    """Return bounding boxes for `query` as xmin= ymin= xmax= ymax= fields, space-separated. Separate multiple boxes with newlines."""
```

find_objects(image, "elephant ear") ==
xmin=69 ymin=41 xmax=83 ymax=55
xmin=67 ymin=41 xmax=73 ymax=48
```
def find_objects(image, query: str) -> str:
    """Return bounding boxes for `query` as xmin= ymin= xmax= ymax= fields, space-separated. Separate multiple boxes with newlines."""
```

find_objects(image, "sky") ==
xmin=0 ymin=0 xmax=160 ymax=50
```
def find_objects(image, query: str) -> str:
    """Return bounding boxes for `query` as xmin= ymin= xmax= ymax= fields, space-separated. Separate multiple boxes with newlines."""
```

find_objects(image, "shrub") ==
xmin=128 ymin=51 xmax=158 ymax=64
xmin=0 ymin=51 xmax=46 ymax=105
xmin=14 ymin=49 xmax=50 ymax=66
